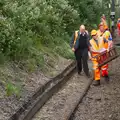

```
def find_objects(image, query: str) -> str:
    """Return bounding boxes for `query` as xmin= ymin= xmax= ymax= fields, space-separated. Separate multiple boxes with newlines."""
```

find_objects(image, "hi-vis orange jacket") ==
xmin=89 ymin=37 xmax=105 ymax=58
xmin=101 ymin=30 xmax=112 ymax=49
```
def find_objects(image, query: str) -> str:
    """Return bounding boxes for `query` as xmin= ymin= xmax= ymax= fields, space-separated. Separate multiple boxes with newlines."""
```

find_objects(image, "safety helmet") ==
xmin=91 ymin=30 xmax=97 ymax=36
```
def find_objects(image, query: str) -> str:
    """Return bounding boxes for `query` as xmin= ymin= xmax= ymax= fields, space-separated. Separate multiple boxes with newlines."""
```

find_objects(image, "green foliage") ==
xmin=0 ymin=0 xmax=77 ymax=62
xmin=54 ymin=42 xmax=75 ymax=59
xmin=0 ymin=0 xmax=111 ymax=97
xmin=0 ymin=0 xmax=109 ymax=61
xmin=5 ymin=81 xmax=21 ymax=98
xmin=0 ymin=1 xmax=110 ymax=68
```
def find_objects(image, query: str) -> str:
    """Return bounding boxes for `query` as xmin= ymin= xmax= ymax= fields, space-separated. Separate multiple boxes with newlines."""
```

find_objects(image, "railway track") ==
xmin=31 ymin=45 xmax=119 ymax=120
xmin=7 ymin=30 xmax=120 ymax=120
xmin=8 ymin=60 xmax=93 ymax=120
xmin=32 ymin=65 xmax=92 ymax=120
xmin=9 ymin=45 xmax=120 ymax=120
xmin=8 ymin=52 xmax=119 ymax=120
xmin=29 ymin=61 xmax=93 ymax=120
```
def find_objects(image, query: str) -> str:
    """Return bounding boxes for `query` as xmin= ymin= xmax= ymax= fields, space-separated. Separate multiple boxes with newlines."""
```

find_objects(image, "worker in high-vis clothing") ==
xmin=117 ymin=18 xmax=120 ymax=36
xmin=98 ymin=22 xmax=113 ymax=49
xmin=89 ymin=30 xmax=109 ymax=86
xmin=97 ymin=23 xmax=113 ymax=82
xmin=98 ymin=14 xmax=109 ymax=39
xmin=99 ymin=23 xmax=113 ymax=50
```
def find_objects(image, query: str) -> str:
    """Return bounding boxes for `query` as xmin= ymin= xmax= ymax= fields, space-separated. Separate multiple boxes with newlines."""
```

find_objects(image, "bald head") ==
xmin=80 ymin=25 xmax=85 ymax=29
xmin=80 ymin=25 xmax=85 ymax=33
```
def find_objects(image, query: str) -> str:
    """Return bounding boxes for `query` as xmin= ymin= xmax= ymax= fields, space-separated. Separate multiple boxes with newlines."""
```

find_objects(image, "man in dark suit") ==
xmin=70 ymin=25 xmax=90 ymax=77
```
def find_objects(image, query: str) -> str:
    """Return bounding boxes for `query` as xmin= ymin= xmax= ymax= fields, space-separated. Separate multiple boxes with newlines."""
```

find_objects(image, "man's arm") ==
xmin=86 ymin=31 xmax=91 ymax=48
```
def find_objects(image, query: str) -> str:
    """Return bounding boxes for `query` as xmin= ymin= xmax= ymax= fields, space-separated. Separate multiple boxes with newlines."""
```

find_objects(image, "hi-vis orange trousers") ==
xmin=92 ymin=59 xmax=108 ymax=81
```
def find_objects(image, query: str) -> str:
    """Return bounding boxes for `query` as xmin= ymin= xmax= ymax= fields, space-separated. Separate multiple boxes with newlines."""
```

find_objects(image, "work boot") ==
xmin=78 ymin=71 xmax=81 ymax=75
xmin=104 ymin=75 xmax=110 ymax=83
xmin=87 ymin=72 xmax=92 ymax=78
xmin=85 ymin=71 xmax=91 ymax=78
xmin=93 ymin=80 xmax=100 ymax=86
xmin=86 ymin=73 xmax=91 ymax=78
xmin=78 ymin=70 xmax=82 ymax=76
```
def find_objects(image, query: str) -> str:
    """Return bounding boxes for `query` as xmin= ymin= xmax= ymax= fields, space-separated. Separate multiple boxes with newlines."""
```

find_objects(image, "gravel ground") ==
xmin=73 ymin=58 xmax=120 ymax=120
xmin=0 ymin=72 xmax=49 ymax=120
xmin=73 ymin=34 xmax=120 ymax=120
xmin=32 ymin=72 xmax=91 ymax=120
xmin=0 ymin=57 xmax=72 ymax=120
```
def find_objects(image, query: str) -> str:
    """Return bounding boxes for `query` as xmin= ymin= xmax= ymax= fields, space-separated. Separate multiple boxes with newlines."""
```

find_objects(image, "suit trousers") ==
xmin=74 ymin=48 xmax=89 ymax=76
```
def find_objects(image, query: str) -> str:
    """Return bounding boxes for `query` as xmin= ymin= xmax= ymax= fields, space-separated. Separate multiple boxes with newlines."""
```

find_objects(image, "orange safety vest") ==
xmin=73 ymin=30 xmax=79 ymax=46
xmin=102 ymin=30 xmax=111 ymax=49
xmin=97 ymin=30 xmax=102 ymax=37
xmin=73 ymin=30 xmax=88 ymax=49
xmin=90 ymin=37 xmax=105 ymax=57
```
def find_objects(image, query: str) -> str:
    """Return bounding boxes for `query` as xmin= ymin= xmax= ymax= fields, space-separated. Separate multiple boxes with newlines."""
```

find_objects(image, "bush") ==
xmin=0 ymin=0 xmax=108 ymax=65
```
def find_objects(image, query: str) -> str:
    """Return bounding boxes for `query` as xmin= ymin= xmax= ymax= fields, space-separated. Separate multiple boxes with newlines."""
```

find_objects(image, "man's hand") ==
xmin=72 ymin=48 xmax=75 ymax=52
